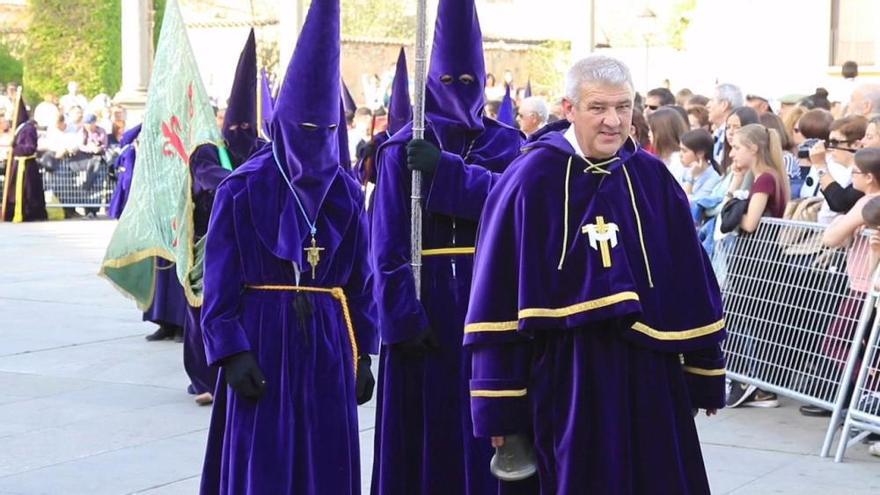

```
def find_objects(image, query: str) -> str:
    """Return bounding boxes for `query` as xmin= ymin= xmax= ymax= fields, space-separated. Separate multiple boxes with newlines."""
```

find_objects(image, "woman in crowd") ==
xmin=721 ymin=106 xmax=760 ymax=174
xmin=812 ymin=149 xmax=880 ymax=418
xmin=687 ymin=105 xmax=711 ymax=131
xmin=725 ymin=123 xmax=791 ymax=408
xmin=680 ymin=128 xmax=721 ymax=222
xmin=760 ymin=112 xmax=801 ymax=195
xmin=647 ymin=106 xmax=688 ymax=185
xmin=862 ymin=116 xmax=880 ymax=148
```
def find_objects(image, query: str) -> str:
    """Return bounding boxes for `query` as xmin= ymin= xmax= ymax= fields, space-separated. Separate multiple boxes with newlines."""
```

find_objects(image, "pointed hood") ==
xmin=271 ymin=0 xmax=342 ymax=218
xmin=497 ymin=83 xmax=516 ymax=126
xmin=222 ymin=29 xmax=259 ymax=166
xmin=525 ymin=80 xmax=533 ymax=98
xmin=11 ymin=89 xmax=28 ymax=130
xmin=425 ymin=0 xmax=486 ymax=135
xmin=387 ymin=47 xmax=412 ymax=135
xmin=120 ymin=124 xmax=142 ymax=147
xmin=258 ymin=68 xmax=275 ymax=139
xmin=342 ymin=79 xmax=357 ymax=115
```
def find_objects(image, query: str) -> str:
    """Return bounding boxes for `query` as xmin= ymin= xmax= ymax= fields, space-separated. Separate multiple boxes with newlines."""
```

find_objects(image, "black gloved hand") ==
xmin=395 ymin=327 xmax=441 ymax=357
xmin=222 ymin=351 xmax=267 ymax=401
xmin=355 ymin=355 xmax=375 ymax=405
xmin=406 ymin=139 xmax=442 ymax=173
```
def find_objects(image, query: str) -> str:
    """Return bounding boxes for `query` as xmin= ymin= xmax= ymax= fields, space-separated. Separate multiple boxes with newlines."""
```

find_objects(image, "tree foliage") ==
xmin=0 ymin=43 xmax=23 ymax=85
xmin=23 ymin=0 xmax=122 ymax=102
xmin=341 ymin=0 xmax=415 ymax=40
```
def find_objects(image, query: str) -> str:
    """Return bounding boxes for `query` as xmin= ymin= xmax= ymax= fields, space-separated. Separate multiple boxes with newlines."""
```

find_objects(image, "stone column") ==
xmin=277 ymin=0 xmax=306 ymax=82
xmin=114 ymin=0 xmax=153 ymax=126
xmin=569 ymin=0 xmax=596 ymax=62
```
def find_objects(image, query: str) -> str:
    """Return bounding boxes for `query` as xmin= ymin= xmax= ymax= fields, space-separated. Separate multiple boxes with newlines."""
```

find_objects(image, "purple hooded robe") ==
xmin=3 ymin=96 xmax=46 ymax=222
xmin=369 ymin=1 xmax=533 ymax=494
xmin=199 ymin=1 xmax=378 ymax=493
xmin=465 ymin=123 xmax=726 ymax=494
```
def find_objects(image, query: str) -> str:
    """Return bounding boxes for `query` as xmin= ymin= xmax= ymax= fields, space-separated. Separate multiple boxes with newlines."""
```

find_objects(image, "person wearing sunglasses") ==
xmin=807 ymin=116 xmax=868 ymax=225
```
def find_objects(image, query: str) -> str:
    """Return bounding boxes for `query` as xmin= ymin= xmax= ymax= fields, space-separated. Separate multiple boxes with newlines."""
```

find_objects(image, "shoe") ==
xmin=726 ymin=381 xmax=757 ymax=408
xmin=741 ymin=389 xmax=780 ymax=408
xmin=870 ymin=442 xmax=880 ymax=458
xmin=174 ymin=327 xmax=184 ymax=343
xmin=799 ymin=404 xmax=831 ymax=417
xmin=194 ymin=392 xmax=213 ymax=406
xmin=145 ymin=325 xmax=176 ymax=341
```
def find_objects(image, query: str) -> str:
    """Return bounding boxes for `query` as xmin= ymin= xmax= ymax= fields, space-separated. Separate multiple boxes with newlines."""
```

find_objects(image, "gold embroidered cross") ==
xmin=304 ymin=235 xmax=325 ymax=280
xmin=581 ymin=216 xmax=619 ymax=268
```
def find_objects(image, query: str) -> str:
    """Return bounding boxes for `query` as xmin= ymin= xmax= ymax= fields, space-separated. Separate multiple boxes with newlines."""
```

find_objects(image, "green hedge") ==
xmin=0 ymin=43 xmax=22 ymax=85
xmin=23 ymin=0 xmax=121 ymax=103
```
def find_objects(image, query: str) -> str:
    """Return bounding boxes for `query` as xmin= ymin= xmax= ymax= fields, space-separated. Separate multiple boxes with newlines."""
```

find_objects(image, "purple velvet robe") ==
xmin=108 ymin=141 xmax=136 ymax=218
xmin=465 ymin=125 xmax=726 ymax=494
xmin=370 ymin=117 xmax=532 ymax=495
xmin=3 ymin=122 xmax=46 ymax=222
xmin=141 ymin=258 xmax=186 ymax=328
xmin=199 ymin=149 xmax=378 ymax=494
xmin=183 ymin=144 xmax=230 ymax=395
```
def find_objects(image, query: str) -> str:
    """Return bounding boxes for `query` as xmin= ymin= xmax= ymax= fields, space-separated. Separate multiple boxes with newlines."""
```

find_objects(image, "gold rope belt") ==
xmin=422 ymin=247 xmax=475 ymax=257
xmin=245 ymin=285 xmax=358 ymax=375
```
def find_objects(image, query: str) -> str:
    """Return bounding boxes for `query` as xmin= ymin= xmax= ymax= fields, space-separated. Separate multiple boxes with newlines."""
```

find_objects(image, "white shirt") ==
xmin=563 ymin=125 xmax=586 ymax=157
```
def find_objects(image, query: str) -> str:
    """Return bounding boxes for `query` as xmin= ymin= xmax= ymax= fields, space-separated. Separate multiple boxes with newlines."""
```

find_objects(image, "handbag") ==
xmin=720 ymin=198 xmax=749 ymax=233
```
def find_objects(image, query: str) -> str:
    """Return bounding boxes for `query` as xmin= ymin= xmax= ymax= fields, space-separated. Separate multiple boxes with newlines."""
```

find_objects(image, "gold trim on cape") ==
xmin=464 ymin=320 xmax=519 ymax=334
xmin=631 ymin=319 xmax=725 ymax=341
xmin=471 ymin=389 xmax=528 ymax=398
xmin=683 ymin=365 xmax=726 ymax=377
xmin=518 ymin=291 xmax=639 ymax=319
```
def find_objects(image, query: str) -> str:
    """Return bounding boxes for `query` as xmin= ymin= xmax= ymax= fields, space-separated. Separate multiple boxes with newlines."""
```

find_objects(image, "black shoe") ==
xmin=741 ymin=389 xmax=780 ymax=408
xmin=174 ymin=327 xmax=184 ymax=343
xmin=145 ymin=325 xmax=177 ymax=341
xmin=726 ymin=381 xmax=757 ymax=408
xmin=799 ymin=404 xmax=831 ymax=417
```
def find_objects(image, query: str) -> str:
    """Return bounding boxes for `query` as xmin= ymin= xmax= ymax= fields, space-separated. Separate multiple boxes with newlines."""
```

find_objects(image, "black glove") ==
xmin=355 ymin=355 xmax=375 ymax=405
xmin=395 ymin=327 xmax=440 ymax=357
xmin=222 ymin=351 xmax=267 ymax=401
xmin=406 ymin=139 xmax=442 ymax=173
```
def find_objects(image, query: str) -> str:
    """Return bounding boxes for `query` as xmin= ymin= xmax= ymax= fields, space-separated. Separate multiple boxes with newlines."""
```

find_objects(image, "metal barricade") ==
xmin=41 ymin=153 xmax=117 ymax=209
xmin=835 ymin=298 xmax=880 ymax=461
xmin=714 ymin=218 xmax=876 ymax=457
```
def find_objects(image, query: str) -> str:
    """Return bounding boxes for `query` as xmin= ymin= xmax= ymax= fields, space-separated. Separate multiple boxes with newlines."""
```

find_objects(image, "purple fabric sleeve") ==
xmin=345 ymin=200 xmax=380 ymax=355
xmin=200 ymin=182 xmax=251 ymax=365
xmin=682 ymin=344 xmax=726 ymax=410
xmin=370 ymin=143 xmax=430 ymax=344
xmin=469 ymin=339 xmax=532 ymax=438
xmin=425 ymin=151 xmax=501 ymax=221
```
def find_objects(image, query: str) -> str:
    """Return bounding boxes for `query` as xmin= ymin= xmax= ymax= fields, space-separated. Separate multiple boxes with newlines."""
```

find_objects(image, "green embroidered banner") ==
xmin=100 ymin=0 xmax=223 ymax=309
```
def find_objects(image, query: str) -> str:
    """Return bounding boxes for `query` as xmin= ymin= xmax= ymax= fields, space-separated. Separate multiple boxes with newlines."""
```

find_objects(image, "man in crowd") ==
xmin=465 ymin=54 xmax=726 ymax=494
xmin=846 ymin=83 xmax=880 ymax=118
xmin=707 ymin=82 xmax=743 ymax=163
xmin=369 ymin=0 xmax=531 ymax=493
xmin=516 ymin=96 xmax=549 ymax=137
xmin=746 ymin=94 xmax=772 ymax=114
xmin=59 ymin=81 xmax=88 ymax=115
xmin=643 ymin=86 xmax=675 ymax=117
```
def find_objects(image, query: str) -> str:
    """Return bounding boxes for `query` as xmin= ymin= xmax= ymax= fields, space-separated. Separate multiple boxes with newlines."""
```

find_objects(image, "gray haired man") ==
xmin=465 ymin=55 xmax=726 ymax=493
xmin=707 ymin=83 xmax=743 ymax=163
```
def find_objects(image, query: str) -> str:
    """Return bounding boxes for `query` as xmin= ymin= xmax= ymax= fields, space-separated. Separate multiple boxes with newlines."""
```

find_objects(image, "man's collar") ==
xmin=564 ymin=124 xmax=586 ymax=157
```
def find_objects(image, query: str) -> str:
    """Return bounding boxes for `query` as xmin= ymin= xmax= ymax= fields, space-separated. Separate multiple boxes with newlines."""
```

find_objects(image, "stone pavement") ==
xmin=0 ymin=219 xmax=878 ymax=495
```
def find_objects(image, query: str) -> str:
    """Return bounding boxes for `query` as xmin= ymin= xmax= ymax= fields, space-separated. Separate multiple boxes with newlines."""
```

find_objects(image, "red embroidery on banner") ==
xmin=161 ymin=116 xmax=187 ymax=163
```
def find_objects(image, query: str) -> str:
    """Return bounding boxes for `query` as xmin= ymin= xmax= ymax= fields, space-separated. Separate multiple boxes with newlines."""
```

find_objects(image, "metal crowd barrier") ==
xmin=713 ymin=218 xmax=876 ymax=457
xmin=835 ymin=299 xmax=880 ymax=461
xmin=40 ymin=153 xmax=117 ymax=209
